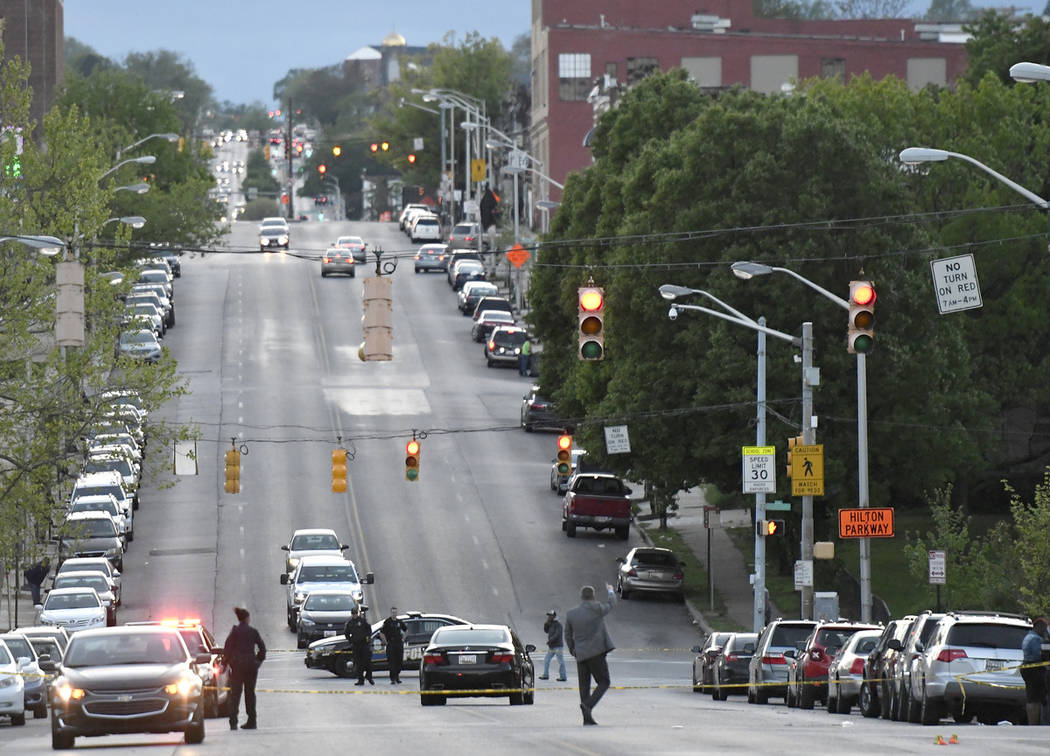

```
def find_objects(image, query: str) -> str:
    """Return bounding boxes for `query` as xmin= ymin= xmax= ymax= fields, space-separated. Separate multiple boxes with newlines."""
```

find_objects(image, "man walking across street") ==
xmin=222 ymin=606 xmax=266 ymax=730
xmin=565 ymin=583 xmax=616 ymax=725
xmin=539 ymin=609 xmax=567 ymax=681
xmin=1021 ymin=617 xmax=1048 ymax=725
xmin=345 ymin=605 xmax=374 ymax=686
xmin=23 ymin=556 xmax=50 ymax=606
xmin=381 ymin=607 xmax=407 ymax=684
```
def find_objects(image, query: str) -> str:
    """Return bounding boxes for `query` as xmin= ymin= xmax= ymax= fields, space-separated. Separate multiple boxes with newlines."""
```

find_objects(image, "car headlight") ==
xmin=352 ymin=588 xmax=363 ymax=602
xmin=0 ymin=675 xmax=19 ymax=689
xmin=294 ymin=591 xmax=307 ymax=603
xmin=288 ymin=557 xmax=300 ymax=569
xmin=299 ymin=617 xmax=316 ymax=627
xmin=164 ymin=675 xmax=198 ymax=697
xmin=56 ymin=683 xmax=84 ymax=701
xmin=278 ymin=235 xmax=288 ymax=244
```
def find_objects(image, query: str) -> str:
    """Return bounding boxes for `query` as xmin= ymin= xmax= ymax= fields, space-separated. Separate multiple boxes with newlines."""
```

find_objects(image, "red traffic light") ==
xmin=407 ymin=153 xmax=416 ymax=164
xmin=557 ymin=435 xmax=572 ymax=451
xmin=370 ymin=143 xmax=379 ymax=153
xmin=318 ymin=164 xmax=327 ymax=174
xmin=851 ymin=283 xmax=876 ymax=308
xmin=579 ymin=289 xmax=604 ymax=312
xmin=406 ymin=440 xmax=420 ymax=456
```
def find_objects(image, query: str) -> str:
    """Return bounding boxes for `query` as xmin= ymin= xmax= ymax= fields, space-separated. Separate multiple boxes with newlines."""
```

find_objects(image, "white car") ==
xmin=0 ymin=641 xmax=25 ymax=726
xmin=410 ymin=214 xmax=442 ymax=242
xmin=399 ymin=203 xmax=430 ymax=231
xmin=71 ymin=470 xmax=133 ymax=521
xmin=55 ymin=558 xmax=122 ymax=606
xmin=84 ymin=449 xmax=140 ymax=495
xmin=37 ymin=587 xmax=107 ymax=633
xmin=825 ymin=628 xmax=882 ymax=714
xmin=51 ymin=572 xmax=118 ymax=626
xmin=280 ymin=555 xmax=373 ymax=630
xmin=87 ymin=432 xmax=141 ymax=462
xmin=68 ymin=493 xmax=130 ymax=544
xmin=280 ymin=528 xmax=349 ymax=576
xmin=259 ymin=216 xmax=289 ymax=233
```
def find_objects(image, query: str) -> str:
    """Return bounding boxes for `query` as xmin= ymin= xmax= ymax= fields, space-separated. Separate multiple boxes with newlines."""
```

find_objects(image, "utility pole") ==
xmin=286 ymin=98 xmax=295 ymax=221
xmin=800 ymin=321 xmax=815 ymax=620
xmin=753 ymin=320 xmax=767 ymax=632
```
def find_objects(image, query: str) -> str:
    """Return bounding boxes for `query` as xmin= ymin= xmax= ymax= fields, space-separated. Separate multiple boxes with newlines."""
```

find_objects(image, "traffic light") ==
xmin=785 ymin=435 xmax=803 ymax=481
xmin=756 ymin=519 xmax=785 ymax=537
xmin=332 ymin=145 xmax=342 ymax=157
xmin=407 ymin=153 xmax=416 ymax=164
xmin=332 ymin=448 xmax=348 ymax=493
xmin=847 ymin=280 xmax=876 ymax=354
xmin=264 ymin=144 xmax=270 ymax=161
xmin=405 ymin=439 xmax=421 ymax=481
xmin=556 ymin=434 xmax=573 ymax=475
xmin=224 ymin=448 xmax=240 ymax=494
xmin=370 ymin=142 xmax=378 ymax=153
xmin=370 ymin=141 xmax=389 ymax=153
xmin=318 ymin=163 xmax=327 ymax=175
xmin=578 ymin=286 xmax=605 ymax=361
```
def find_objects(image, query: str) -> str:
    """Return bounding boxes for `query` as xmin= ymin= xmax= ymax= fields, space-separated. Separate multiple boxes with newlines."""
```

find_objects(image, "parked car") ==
xmin=399 ymin=204 xmax=431 ymax=231
xmin=36 ymin=587 xmax=107 ymax=633
xmin=887 ymin=611 xmax=945 ymax=721
xmin=908 ymin=611 xmax=1030 ymax=725
xmin=0 ymin=633 xmax=46 ymax=718
xmin=117 ymin=329 xmax=162 ymax=363
xmin=747 ymin=619 xmax=817 ymax=704
xmin=414 ymin=243 xmax=449 ymax=273
xmin=419 ymin=624 xmax=535 ymax=706
xmin=615 ymin=547 xmax=684 ymax=600
xmin=826 ymin=628 xmax=881 ymax=714
xmin=521 ymin=387 xmax=563 ymax=433
xmin=786 ymin=621 xmax=879 ymax=709
xmin=484 ymin=325 xmax=528 ymax=368
xmin=451 ymin=260 xmax=486 ymax=290
xmin=447 ymin=222 xmax=484 ymax=251
xmin=58 ymin=512 xmax=124 ymax=572
xmin=0 ymin=641 xmax=25 ymax=726
xmin=471 ymin=310 xmax=515 ymax=343
xmin=860 ymin=615 xmax=914 ymax=719
xmin=692 ymin=632 xmax=733 ymax=693
xmin=51 ymin=571 xmax=118 ymax=626
xmin=54 ymin=558 xmax=121 ymax=606
xmin=447 ymin=251 xmax=484 ymax=286
xmin=458 ymin=280 xmax=499 ymax=313
xmin=471 ymin=295 xmax=512 ymax=321
xmin=713 ymin=632 xmax=759 ymax=700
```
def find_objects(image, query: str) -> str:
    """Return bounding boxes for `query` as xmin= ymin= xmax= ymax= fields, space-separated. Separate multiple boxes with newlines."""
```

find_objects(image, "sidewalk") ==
xmin=1 ymin=574 xmax=44 ymax=632
xmin=638 ymin=488 xmax=770 ymax=635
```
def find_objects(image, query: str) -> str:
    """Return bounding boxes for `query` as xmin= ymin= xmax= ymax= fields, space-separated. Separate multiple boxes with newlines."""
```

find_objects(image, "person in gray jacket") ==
xmin=539 ymin=610 xmax=567 ymax=681
xmin=565 ymin=583 xmax=616 ymax=725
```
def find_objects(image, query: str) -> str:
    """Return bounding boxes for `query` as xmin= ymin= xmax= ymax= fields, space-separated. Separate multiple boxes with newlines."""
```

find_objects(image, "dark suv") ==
xmin=485 ymin=326 xmax=528 ymax=368
xmin=520 ymin=387 xmax=562 ymax=432
xmin=859 ymin=616 xmax=914 ymax=718
xmin=887 ymin=610 xmax=944 ymax=721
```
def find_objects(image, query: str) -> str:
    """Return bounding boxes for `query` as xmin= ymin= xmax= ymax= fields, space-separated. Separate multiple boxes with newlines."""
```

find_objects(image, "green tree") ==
xmin=923 ymin=0 xmax=977 ymax=23
xmin=123 ymin=49 xmax=212 ymax=135
xmin=1004 ymin=469 xmax=1050 ymax=616
xmin=963 ymin=11 xmax=1050 ymax=87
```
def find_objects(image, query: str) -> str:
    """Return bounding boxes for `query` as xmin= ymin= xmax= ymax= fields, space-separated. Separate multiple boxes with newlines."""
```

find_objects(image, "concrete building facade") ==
xmin=0 ymin=0 xmax=64 ymax=130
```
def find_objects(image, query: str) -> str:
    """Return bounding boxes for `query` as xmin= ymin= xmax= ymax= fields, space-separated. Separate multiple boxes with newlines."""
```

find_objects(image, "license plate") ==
xmin=407 ymin=647 xmax=422 ymax=660
xmin=323 ymin=630 xmax=336 ymax=637
xmin=597 ymin=516 xmax=611 ymax=523
xmin=459 ymin=655 xmax=477 ymax=664
xmin=985 ymin=659 xmax=1006 ymax=671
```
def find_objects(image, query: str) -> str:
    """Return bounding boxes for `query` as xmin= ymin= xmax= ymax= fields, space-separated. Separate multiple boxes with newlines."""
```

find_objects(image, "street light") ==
xmin=102 ymin=216 xmax=146 ymax=229
xmin=98 ymin=155 xmax=156 ymax=182
xmin=732 ymin=261 xmax=866 ymax=621
xmin=898 ymin=147 xmax=1048 ymax=209
xmin=1009 ymin=61 xmax=1050 ymax=83
xmin=0 ymin=234 xmax=64 ymax=256
xmin=114 ymin=182 xmax=150 ymax=195
xmin=116 ymin=132 xmax=178 ymax=160
xmin=660 ymin=284 xmax=804 ymax=630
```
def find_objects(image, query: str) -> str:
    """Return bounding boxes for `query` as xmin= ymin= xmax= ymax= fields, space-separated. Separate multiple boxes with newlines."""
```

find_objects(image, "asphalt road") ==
xmin=2 ymin=216 xmax=1044 ymax=752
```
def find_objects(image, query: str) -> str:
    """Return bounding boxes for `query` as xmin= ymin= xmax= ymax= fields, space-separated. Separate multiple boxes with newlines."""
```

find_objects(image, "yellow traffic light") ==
xmin=405 ymin=439 xmax=421 ymax=481
xmin=332 ymin=145 xmax=342 ymax=156
xmin=380 ymin=141 xmax=389 ymax=151
xmin=264 ymin=144 xmax=270 ymax=161
xmin=785 ymin=435 xmax=803 ymax=480
xmin=556 ymin=434 xmax=573 ymax=475
xmin=332 ymin=448 xmax=348 ymax=493
xmin=224 ymin=448 xmax=240 ymax=494
xmin=847 ymin=280 xmax=876 ymax=354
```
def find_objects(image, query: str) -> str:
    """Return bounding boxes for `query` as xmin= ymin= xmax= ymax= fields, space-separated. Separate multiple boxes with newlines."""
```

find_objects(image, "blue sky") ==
xmin=63 ymin=0 xmax=532 ymax=106
xmin=64 ymin=0 xmax=1033 ymax=106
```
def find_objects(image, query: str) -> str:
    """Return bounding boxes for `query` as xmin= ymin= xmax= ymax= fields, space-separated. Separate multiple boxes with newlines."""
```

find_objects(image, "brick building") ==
xmin=529 ymin=0 xmax=968 ymax=207
xmin=0 ymin=0 xmax=64 ymax=130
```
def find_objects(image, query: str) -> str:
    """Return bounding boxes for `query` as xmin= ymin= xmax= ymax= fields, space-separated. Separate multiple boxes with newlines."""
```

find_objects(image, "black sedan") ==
xmin=305 ymin=612 xmax=468 ymax=678
xmin=419 ymin=624 xmax=535 ymax=706
xmin=42 ymin=626 xmax=208 ymax=749
xmin=712 ymin=632 xmax=758 ymax=700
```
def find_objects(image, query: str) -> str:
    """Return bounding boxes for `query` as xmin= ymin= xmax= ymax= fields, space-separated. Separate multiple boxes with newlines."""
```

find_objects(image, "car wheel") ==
xmin=754 ymin=681 xmax=769 ymax=705
xmin=615 ymin=525 xmax=629 ymax=540
xmin=714 ymin=679 xmax=728 ymax=701
xmin=349 ymin=270 xmax=355 ymax=278
xmin=798 ymin=676 xmax=814 ymax=709
xmin=11 ymin=711 xmax=24 ymax=726
xmin=879 ymin=680 xmax=892 ymax=719
xmin=826 ymin=686 xmax=837 ymax=713
xmin=297 ymin=633 xmax=307 ymax=649
xmin=128 ymin=528 xmax=134 ymax=543
xmin=524 ymin=686 xmax=534 ymax=705
xmin=184 ymin=705 xmax=205 ymax=744
xmin=550 ymin=472 xmax=558 ymax=491
xmin=859 ymin=682 xmax=879 ymax=718
xmin=523 ymin=423 xmax=534 ymax=433
xmin=415 ymin=268 xmax=420 ymax=273
xmin=905 ymin=684 xmax=921 ymax=723
xmin=334 ymin=654 xmax=355 ymax=678
xmin=566 ymin=521 xmax=576 ymax=538
xmin=890 ymin=682 xmax=903 ymax=721
xmin=321 ymin=271 xmax=328 ymax=277
xmin=486 ymin=359 xmax=493 ymax=367
xmin=920 ymin=682 xmax=940 ymax=726
xmin=616 ymin=580 xmax=629 ymax=600
xmin=51 ymin=712 xmax=73 ymax=748
xmin=33 ymin=704 xmax=46 ymax=719
xmin=204 ymin=690 xmax=218 ymax=719
xmin=951 ymin=706 xmax=974 ymax=723
xmin=133 ymin=495 xmax=139 ymax=511
xmin=287 ymin=609 xmax=297 ymax=631
xmin=509 ymin=691 xmax=524 ymax=705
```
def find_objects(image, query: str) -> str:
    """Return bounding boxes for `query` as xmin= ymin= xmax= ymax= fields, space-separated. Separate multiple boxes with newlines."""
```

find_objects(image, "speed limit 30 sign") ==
xmin=742 ymin=446 xmax=776 ymax=493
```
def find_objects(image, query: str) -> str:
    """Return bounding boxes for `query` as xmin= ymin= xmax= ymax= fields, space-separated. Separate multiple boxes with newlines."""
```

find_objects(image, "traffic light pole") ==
xmin=286 ymin=98 xmax=295 ymax=221
xmin=753 ymin=319 xmax=768 ymax=632
xmin=857 ymin=352 xmax=872 ymax=622
xmin=800 ymin=322 xmax=815 ymax=620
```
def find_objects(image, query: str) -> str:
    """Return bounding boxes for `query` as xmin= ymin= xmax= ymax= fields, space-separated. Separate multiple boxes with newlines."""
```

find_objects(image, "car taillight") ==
xmin=627 ymin=568 xmax=637 ymax=577
xmin=763 ymin=655 xmax=787 ymax=665
xmin=850 ymin=659 xmax=865 ymax=675
xmin=726 ymin=653 xmax=739 ymax=663
xmin=491 ymin=652 xmax=514 ymax=664
xmin=423 ymin=653 xmax=445 ymax=665
xmin=936 ymin=648 xmax=968 ymax=663
xmin=324 ymin=257 xmax=331 ymax=263
xmin=673 ymin=572 xmax=683 ymax=580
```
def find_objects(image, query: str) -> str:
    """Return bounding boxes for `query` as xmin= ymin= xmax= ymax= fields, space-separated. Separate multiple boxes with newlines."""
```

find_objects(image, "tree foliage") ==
xmin=963 ymin=11 xmax=1050 ymax=87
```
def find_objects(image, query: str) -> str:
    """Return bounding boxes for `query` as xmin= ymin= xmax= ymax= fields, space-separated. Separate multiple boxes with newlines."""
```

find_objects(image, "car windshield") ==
xmin=493 ymin=331 xmax=527 ymax=347
xmin=946 ymin=623 xmax=1027 ymax=649
xmin=434 ymin=628 xmax=510 ymax=646
xmin=0 ymin=645 xmax=10 ymax=665
xmin=58 ymin=561 xmax=110 ymax=578
xmin=121 ymin=331 xmax=156 ymax=346
xmin=290 ymin=534 xmax=340 ymax=551
xmin=69 ymin=518 xmax=117 ymax=538
xmin=416 ymin=219 xmax=438 ymax=227
xmin=304 ymin=594 xmax=355 ymax=611
xmin=634 ymin=551 xmax=678 ymax=567
xmin=2 ymin=637 xmax=31 ymax=659
xmin=815 ymin=628 xmax=859 ymax=651
xmin=64 ymin=632 xmax=185 ymax=667
xmin=261 ymin=228 xmax=285 ymax=237
xmin=70 ymin=499 xmax=118 ymax=517
xmin=452 ymin=224 xmax=473 ymax=236
xmin=54 ymin=576 xmax=108 ymax=593
xmin=467 ymin=285 xmax=498 ymax=297
xmin=770 ymin=624 xmax=815 ymax=648
xmin=85 ymin=457 xmax=134 ymax=478
xmin=131 ymin=304 xmax=157 ymax=316
xmin=73 ymin=484 xmax=125 ymax=503
xmin=45 ymin=592 xmax=100 ymax=611
xmin=28 ymin=638 xmax=60 ymax=660
xmin=481 ymin=312 xmax=514 ymax=324
xmin=299 ymin=564 xmax=357 ymax=582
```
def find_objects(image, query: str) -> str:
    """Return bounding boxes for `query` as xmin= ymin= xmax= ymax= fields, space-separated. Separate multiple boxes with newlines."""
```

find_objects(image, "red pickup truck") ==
xmin=562 ymin=473 xmax=632 ymax=540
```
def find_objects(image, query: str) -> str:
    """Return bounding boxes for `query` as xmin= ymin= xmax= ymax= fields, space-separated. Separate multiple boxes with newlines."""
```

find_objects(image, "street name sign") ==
xmin=928 ymin=549 xmax=946 ymax=585
xmin=838 ymin=507 xmax=894 ymax=538
xmin=930 ymin=254 xmax=982 ymax=314
xmin=742 ymin=446 xmax=776 ymax=494
xmin=790 ymin=444 xmax=824 ymax=496
xmin=765 ymin=500 xmax=792 ymax=512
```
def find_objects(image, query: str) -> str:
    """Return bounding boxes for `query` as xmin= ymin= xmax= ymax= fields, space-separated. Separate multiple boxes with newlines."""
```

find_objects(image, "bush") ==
xmin=240 ymin=198 xmax=281 ymax=221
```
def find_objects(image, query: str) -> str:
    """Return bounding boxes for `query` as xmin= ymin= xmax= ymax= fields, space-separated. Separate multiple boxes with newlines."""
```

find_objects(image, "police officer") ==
xmin=381 ymin=607 xmax=408 ymax=684
xmin=222 ymin=607 xmax=266 ymax=730
xmin=344 ymin=605 xmax=374 ymax=686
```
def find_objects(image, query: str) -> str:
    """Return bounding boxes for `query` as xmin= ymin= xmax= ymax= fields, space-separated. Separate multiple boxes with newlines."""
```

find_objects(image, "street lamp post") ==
xmin=115 ymin=132 xmax=178 ymax=161
xmin=659 ymin=284 xmax=806 ymax=628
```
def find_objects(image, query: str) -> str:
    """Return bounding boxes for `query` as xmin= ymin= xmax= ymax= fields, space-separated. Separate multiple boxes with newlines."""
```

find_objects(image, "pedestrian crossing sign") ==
xmin=790 ymin=444 xmax=824 ymax=496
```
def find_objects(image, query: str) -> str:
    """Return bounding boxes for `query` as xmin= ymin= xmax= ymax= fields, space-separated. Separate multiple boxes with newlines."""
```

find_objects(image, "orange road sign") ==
xmin=506 ymin=243 xmax=530 ymax=269
xmin=838 ymin=507 xmax=894 ymax=538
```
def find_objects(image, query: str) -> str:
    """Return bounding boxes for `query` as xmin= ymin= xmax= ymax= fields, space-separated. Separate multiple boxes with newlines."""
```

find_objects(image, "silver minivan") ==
xmin=747 ymin=619 xmax=816 ymax=704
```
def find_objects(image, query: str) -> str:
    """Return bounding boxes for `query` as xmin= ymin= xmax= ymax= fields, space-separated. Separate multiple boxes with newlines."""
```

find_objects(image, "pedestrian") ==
xmin=1021 ymin=617 xmax=1048 ymax=725
xmin=565 ymin=583 xmax=616 ymax=725
xmin=381 ymin=607 xmax=408 ymax=684
xmin=538 ymin=609 xmax=567 ymax=682
xmin=222 ymin=606 xmax=266 ymax=730
xmin=519 ymin=337 xmax=532 ymax=376
xmin=23 ymin=557 xmax=50 ymax=606
xmin=344 ymin=604 xmax=374 ymax=686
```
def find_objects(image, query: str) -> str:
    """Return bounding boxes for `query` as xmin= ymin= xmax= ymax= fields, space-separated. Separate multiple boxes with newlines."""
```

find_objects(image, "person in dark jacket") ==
xmin=565 ymin=584 xmax=616 ymax=725
xmin=381 ymin=607 xmax=408 ymax=684
xmin=222 ymin=606 xmax=266 ymax=730
xmin=539 ymin=609 xmax=567 ymax=681
xmin=1022 ymin=617 xmax=1048 ymax=725
xmin=344 ymin=605 xmax=374 ymax=685
xmin=23 ymin=557 xmax=50 ymax=606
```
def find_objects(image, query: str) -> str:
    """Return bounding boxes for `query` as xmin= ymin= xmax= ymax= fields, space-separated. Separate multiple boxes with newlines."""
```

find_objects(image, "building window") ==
xmin=606 ymin=62 xmax=618 ymax=81
xmin=626 ymin=57 xmax=659 ymax=86
xmin=558 ymin=53 xmax=592 ymax=101
xmin=821 ymin=58 xmax=845 ymax=81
